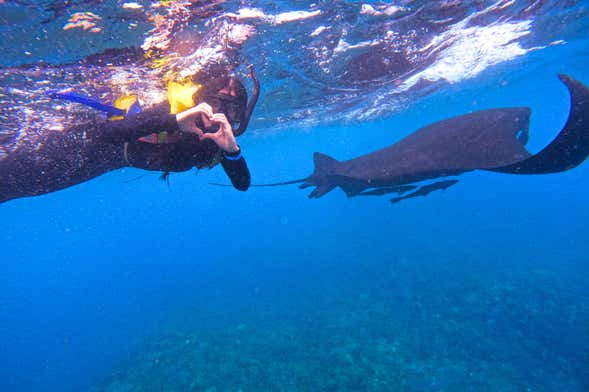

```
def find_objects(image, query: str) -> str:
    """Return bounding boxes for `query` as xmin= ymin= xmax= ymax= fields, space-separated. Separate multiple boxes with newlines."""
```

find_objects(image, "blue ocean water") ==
xmin=1 ymin=1 xmax=589 ymax=391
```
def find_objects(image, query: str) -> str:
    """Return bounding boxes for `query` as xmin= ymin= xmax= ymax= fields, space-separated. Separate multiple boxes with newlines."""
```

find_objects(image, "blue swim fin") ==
xmin=46 ymin=89 xmax=126 ymax=117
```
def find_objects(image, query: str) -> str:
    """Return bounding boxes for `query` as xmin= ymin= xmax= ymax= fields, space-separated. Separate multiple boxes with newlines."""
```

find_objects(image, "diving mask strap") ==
xmin=235 ymin=65 xmax=260 ymax=136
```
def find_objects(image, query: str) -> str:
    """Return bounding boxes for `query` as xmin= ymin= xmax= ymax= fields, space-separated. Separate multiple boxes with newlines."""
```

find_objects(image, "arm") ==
xmin=98 ymin=102 xmax=179 ymax=144
xmin=221 ymin=148 xmax=251 ymax=191
xmin=199 ymin=113 xmax=251 ymax=191
xmin=98 ymin=102 xmax=215 ymax=144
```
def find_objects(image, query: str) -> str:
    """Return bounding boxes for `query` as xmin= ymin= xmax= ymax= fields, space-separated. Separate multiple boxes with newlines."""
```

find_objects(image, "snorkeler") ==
xmin=0 ymin=66 xmax=260 ymax=203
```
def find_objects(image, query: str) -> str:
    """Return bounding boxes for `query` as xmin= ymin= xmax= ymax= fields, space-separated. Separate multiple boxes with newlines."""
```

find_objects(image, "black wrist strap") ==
xmin=224 ymin=146 xmax=242 ymax=160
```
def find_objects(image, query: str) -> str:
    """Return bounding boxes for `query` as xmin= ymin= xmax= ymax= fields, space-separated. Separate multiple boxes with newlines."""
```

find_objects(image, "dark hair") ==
xmin=194 ymin=76 xmax=248 ymax=131
xmin=193 ymin=71 xmax=260 ymax=136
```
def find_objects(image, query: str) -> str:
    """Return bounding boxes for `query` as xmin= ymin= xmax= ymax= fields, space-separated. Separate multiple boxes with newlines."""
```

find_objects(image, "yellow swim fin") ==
xmin=167 ymin=80 xmax=200 ymax=114
xmin=109 ymin=95 xmax=141 ymax=120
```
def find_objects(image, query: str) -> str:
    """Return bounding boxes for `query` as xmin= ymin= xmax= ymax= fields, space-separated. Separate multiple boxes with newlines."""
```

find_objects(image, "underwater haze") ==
xmin=1 ymin=1 xmax=589 ymax=391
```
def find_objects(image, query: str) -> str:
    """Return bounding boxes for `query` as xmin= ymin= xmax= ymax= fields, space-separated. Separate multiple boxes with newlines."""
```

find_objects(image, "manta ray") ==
xmin=245 ymin=75 xmax=588 ymax=204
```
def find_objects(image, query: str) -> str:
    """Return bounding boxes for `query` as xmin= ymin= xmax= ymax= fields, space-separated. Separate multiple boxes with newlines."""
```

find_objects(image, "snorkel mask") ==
xmin=199 ymin=66 xmax=260 ymax=135
xmin=202 ymin=91 xmax=244 ymax=132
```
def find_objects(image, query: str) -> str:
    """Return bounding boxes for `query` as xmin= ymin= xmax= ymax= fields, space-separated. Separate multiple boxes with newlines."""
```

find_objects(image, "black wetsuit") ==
xmin=0 ymin=102 xmax=250 ymax=203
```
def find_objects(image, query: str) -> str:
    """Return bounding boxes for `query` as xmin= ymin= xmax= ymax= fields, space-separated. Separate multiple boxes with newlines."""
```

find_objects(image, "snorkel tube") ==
xmin=234 ymin=64 xmax=260 ymax=136
xmin=46 ymin=89 xmax=126 ymax=117
xmin=46 ymin=89 xmax=141 ymax=120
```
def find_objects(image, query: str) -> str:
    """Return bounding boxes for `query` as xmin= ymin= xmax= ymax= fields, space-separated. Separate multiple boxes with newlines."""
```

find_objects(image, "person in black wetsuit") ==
xmin=0 ymin=68 xmax=260 ymax=203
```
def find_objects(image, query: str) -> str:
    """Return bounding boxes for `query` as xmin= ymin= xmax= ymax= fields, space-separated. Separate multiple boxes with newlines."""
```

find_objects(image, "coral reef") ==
xmin=91 ymin=257 xmax=588 ymax=391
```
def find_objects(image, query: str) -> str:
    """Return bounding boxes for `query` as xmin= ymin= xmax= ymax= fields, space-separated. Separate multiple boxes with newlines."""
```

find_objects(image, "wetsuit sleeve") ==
xmin=221 ymin=148 xmax=250 ymax=191
xmin=97 ymin=102 xmax=179 ymax=144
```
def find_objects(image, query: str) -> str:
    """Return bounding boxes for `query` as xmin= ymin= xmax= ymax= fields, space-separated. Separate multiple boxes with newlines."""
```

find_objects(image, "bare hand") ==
xmin=175 ymin=103 xmax=214 ymax=137
xmin=199 ymin=113 xmax=239 ymax=153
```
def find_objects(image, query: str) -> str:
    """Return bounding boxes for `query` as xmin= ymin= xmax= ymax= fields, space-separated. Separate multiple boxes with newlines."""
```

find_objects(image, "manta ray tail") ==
xmin=301 ymin=153 xmax=341 ymax=198
xmin=209 ymin=178 xmax=307 ymax=188
xmin=207 ymin=153 xmax=336 ymax=196
xmin=208 ymin=152 xmax=341 ymax=198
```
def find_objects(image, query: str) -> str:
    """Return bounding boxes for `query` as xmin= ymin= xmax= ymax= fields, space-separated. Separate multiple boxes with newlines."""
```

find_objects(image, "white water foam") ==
xmin=400 ymin=19 xmax=536 ymax=90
